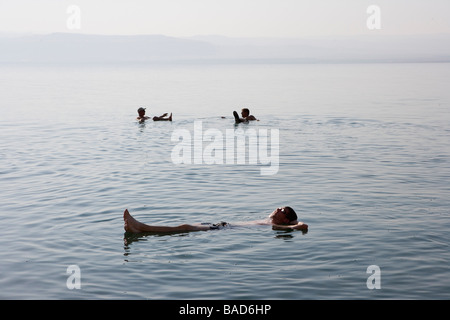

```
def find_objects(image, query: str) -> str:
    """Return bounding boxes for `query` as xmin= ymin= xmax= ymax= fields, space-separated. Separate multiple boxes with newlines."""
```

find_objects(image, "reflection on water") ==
xmin=123 ymin=224 xmax=307 ymax=248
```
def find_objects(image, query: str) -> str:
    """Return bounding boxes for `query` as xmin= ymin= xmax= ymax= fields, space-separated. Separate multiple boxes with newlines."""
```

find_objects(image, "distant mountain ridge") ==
xmin=1 ymin=32 xmax=449 ymax=63
xmin=0 ymin=33 xmax=216 ymax=63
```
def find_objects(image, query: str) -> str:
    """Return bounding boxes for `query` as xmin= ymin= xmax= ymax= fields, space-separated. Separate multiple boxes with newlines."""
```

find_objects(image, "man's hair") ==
xmin=284 ymin=206 xmax=298 ymax=222
xmin=242 ymin=108 xmax=250 ymax=114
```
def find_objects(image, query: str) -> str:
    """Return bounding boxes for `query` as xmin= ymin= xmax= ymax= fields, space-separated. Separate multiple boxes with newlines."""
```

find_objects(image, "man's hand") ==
xmin=293 ymin=222 xmax=308 ymax=231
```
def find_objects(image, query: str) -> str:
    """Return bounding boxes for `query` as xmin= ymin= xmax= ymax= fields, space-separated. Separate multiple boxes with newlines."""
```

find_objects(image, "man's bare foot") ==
xmin=168 ymin=113 xmax=172 ymax=121
xmin=124 ymin=209 xmax=144 ymax=233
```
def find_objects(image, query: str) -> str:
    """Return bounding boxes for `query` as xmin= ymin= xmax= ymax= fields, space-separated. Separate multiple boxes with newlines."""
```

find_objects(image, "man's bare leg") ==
xmin=124 ymin=209 xmax=209 ymax=233
xmin=233 ymin=111 xmax=242 ymax=123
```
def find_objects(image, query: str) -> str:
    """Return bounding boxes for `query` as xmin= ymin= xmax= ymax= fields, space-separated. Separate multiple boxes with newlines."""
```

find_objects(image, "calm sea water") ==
xmin=1 ymin=62 xmax=449 ymax=299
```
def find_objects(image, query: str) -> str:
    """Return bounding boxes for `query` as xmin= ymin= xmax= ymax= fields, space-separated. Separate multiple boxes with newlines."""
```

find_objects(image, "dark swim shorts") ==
xmin=202 ymin=222 xmax=230 ymax=230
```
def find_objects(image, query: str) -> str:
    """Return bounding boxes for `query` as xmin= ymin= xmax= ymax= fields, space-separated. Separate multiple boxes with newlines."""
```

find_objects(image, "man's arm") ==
xmin=272 ymin=222 xmax=308 ymax=231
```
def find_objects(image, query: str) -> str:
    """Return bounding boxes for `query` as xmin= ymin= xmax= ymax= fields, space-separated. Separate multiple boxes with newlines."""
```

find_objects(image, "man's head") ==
xmin=138 ymin=107 xmax=146 ymax=117
xmin=241 ymin=108 xmax=250 ymax=118
xmin=269 ymin=207 xmax=298 ymax=225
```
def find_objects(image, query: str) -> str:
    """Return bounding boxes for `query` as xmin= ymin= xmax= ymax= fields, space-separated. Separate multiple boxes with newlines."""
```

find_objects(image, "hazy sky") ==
xmin=1 ymin=0 xmax=449 ymax=37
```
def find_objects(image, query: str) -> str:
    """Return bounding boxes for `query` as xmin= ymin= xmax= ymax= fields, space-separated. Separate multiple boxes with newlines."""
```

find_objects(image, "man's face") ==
xmin=269 ymin=207 xmax=298 ymax=225
xmin=270 ymin=207 xmax=289 ymax=225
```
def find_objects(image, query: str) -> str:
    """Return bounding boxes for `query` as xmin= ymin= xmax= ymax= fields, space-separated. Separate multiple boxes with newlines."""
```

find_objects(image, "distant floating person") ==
xmin=233 ymin=108 xmax=258 ymax=123
xmin=137 ymin=107 xmax=172 ymax=123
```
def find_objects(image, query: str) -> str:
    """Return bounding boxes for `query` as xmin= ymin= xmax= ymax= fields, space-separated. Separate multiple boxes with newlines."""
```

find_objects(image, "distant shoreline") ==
xmin=1 ymin=32 xmax=449 ymax=64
